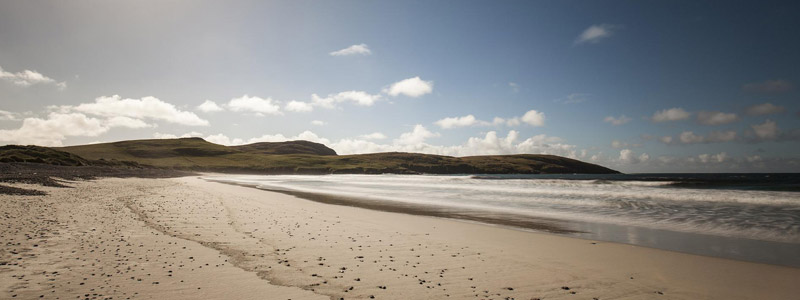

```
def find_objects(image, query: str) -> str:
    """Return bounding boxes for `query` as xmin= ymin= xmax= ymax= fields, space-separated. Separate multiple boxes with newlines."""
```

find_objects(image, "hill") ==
xmin=232 ymin=140 xmax=337 ymax=156
xmin=52 ymin=137 xmax=618 ymax=174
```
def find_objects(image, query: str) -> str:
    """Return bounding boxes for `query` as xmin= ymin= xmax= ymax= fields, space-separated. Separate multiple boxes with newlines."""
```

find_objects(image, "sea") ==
xmin=204 ymin=173 xmax=800 ymax=267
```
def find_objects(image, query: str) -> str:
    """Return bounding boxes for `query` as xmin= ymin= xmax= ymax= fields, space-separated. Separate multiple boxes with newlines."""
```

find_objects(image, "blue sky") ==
xmin=1 ymin=0 xmax=798 ymax=172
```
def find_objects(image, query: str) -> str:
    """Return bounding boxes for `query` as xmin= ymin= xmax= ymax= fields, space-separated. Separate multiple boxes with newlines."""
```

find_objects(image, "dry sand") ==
xmin=1 ymin=176 xmax=799 ymax=299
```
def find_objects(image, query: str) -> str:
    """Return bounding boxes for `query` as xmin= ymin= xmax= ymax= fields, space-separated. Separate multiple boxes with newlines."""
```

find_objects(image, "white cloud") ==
xmin=651 ymin=107 xmax=690 ymax=122
xmin=619 ymin=149 xmax=649 ymax=164
xmin=0 ymin=110 xmax=20 ymax=121
xmin=68 ymin=95 xmax=209 ymax=126
xmin=312 ymin=91 xmax=382 ymax=108
xmin=460 ymin=131 xmax=571 ymax=157
xmin=227 ymin=95 xmax=282 ymax=116
xmin=750 ymin=119 xmax=778 ymax=140
xmin=310 ymin=96 xmax=335 ymax=109
xmin=205 ymin=133 xmax=243 ymax=146
xmin=521 ymin=110 xmax=545 ymax=126
xmin=746 ymin=103 xmax=785 ymax=116
xmin=438 ymin=113 xmax=540 ymax=128
xmin=696 ymin=111 xmax=738 ymax=125
xmin=395 ymin=125 xmax=440 ymax=145
xmin=285 ymin=100 xmax=315 ymax=112
xmin=459 ymin=131 xmax=520 ymax=155
xmin=330 ymin=138 xmax=391 ymax=155
xmin=0 ymin=65 xmax=66 ymax=89
xmin=105 ymin=116 xmax=153 ymax=129
xmin=659 ymin=136 xmax=673 ymax=144
xmin=197 ymin=100 xmax=224 ymax=112
xmin=504 ymin=117 xmax=521 ymax=126
xmin=384 ymin=77 xmax=434 ymax=98
xmin=679 ymin=131 xmax=704 ymax=144
xmin=310 ymin=120 xmax=326 ymax=126
xmin=329 ymin=43 xmax=372 ymax=56
xmin=0 ymin=112 xmax=147 ymax=146
xmin=358 ymin=132 xmax=387 ymax=140
xmin=574 ymin=24 xmax=617 ymax=45
xmin=509 ymin=82 xmax=520 ymax=93
xmin=604 ymin=115 xmax=632 ymax=125
xmin=435 ymin=115 xmax=479 ymax=129
xmin=448 ymin=131 xmax=568 ymax=156
xmin=742 ymin=80 xmax=793 ymax=93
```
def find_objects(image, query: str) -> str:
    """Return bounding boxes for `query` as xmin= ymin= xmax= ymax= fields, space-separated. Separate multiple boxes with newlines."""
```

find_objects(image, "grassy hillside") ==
xmin=233 ymin=140 xmax=337 ymax=156
xmin=0 ymin=145 xmax=92 ymax=166
xmin=52 ymin=137 xmax=619 ymax=174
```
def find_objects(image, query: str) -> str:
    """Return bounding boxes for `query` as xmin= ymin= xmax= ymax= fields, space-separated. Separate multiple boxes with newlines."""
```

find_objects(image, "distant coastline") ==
xmin=0 ymin=137 xmax=620 ymax=175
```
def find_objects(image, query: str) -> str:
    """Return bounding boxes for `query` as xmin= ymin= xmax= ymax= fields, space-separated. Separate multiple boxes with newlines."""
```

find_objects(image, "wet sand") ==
xmin=2 ymin=176 xmax=799 ymax=299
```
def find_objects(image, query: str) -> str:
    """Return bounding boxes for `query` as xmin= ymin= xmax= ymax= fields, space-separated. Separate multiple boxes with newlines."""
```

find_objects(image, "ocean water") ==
xmin=205 ymin=173 xmax=800 ymax=267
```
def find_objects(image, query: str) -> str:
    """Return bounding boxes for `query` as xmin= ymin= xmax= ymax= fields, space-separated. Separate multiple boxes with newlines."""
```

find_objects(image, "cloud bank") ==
xmin=434 ymin=110 xmax=545 ymax=129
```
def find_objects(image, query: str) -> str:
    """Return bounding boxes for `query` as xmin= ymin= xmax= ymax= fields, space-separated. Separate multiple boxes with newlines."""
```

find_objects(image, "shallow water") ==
xmin=205 ymin=173 xmax=800 ymax=267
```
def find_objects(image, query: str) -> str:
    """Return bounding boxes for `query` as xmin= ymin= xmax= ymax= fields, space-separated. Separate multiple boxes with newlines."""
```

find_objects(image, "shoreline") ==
xmin=206 ymin=175 xmax=800 ymax=268
xmin=206 ymin=178 xmax=580 ymax=234
xmin=2 ymin=176 xmax=799 ymax=299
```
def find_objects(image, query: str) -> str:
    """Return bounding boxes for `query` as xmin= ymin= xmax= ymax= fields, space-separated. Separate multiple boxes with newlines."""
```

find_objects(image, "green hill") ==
xmin=50 ymin=137 xmax=618 ymax=174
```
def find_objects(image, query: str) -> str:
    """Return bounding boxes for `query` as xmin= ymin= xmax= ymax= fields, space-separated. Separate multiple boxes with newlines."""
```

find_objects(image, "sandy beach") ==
xmin=2 ymin=176 xmax=799 ymax=300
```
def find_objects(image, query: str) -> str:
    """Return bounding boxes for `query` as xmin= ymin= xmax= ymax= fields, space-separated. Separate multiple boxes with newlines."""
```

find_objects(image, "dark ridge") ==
xmin=233 ymin=140 xmax=337 ymax=156
xmin=462 ymin=154 xmax=617 ymax=174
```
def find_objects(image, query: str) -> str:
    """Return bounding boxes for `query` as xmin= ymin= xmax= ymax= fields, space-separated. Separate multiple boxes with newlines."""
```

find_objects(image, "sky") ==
xmin=0 ymin=0 xmax=799 ymax=173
